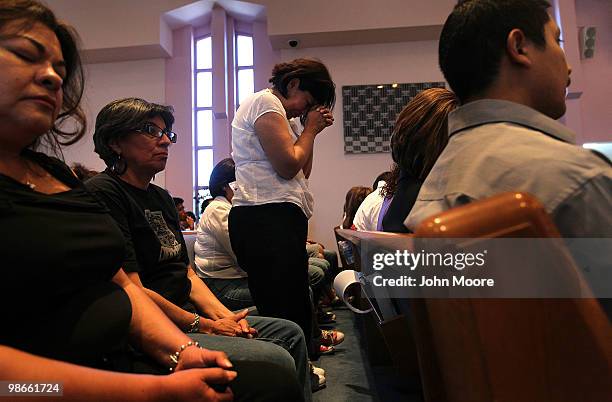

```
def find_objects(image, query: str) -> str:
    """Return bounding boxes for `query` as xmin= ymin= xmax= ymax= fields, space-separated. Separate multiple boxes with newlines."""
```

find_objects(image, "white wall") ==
xmin=256 ymin=0 xmax=453 ymax=48
xmin=281 ymin=40 xmax=442 ymax=249
xmin=62 ymin=59 xmax=167 ymax=187
xmin=52 ymin=0 xmax=609 ymax=251
xmin=575 ymin=0 xmax=612 ymax=142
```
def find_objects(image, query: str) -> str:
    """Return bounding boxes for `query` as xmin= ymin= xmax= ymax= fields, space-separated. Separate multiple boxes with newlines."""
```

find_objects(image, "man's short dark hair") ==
xmin=209 ymin=158 xmax=236 ymax=198
xmin=439 ymin=0 xmax=551 ymax=103
xmin=200 ymin=198 xmax=213 ymax=214
xmin=173 ymin=197 xmax=184 ymax=206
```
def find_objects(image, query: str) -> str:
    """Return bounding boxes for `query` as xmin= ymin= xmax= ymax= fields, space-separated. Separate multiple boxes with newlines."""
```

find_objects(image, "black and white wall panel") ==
xmin=342 ymin=82 xmax=446 ymax=154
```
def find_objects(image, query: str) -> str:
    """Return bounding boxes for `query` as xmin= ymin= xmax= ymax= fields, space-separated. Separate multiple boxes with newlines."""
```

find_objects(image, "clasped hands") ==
xmin=305 ymin=106 xmax=334 ymax=133
xmin=200 ymin=309 xmax=258 ymax=338
xmin=171 ymin=345 xmax=236 ymax=401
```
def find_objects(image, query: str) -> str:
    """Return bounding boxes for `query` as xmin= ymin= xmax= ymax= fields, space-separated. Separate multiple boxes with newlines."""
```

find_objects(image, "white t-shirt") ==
xmin=353 ymin=181 xmax=386 ymax=231
xmin=231 ymin=89 xmax=314 ymax=218
xmin=193 ymin=196 xmax=246 ymax=279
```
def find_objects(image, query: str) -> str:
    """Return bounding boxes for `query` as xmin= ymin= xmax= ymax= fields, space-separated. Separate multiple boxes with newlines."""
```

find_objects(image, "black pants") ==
xmin=229 ymin=203 xmax=312 ymax=346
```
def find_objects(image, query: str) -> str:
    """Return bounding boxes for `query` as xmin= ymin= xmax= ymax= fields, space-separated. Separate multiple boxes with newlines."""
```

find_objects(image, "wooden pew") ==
xmin=410 ymin=192 xmax=612 ymax=402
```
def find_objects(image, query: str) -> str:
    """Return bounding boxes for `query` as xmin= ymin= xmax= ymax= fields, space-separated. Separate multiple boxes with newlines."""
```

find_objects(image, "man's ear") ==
xmin=506 ymin=28 xmax=532 ymax=67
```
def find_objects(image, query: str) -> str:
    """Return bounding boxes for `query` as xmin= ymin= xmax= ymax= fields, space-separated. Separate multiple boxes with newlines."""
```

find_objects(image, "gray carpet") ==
xmin=312 ymin=308 xmax=422 ymax=402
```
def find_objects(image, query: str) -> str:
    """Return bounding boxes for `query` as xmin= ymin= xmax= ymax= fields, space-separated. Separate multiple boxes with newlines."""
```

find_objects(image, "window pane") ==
xmin=196 ymin=37 xmax=212 ymax=69
xmin=236 ymin=35 xmax=253 ymax=67
xmin=197 ymin=149 xmax=214 ymax=187
xmin=196 ymin=110 xmax=213 ymax=147
xmin=196 ymin=72 xmax=212 ymax=107
xmin=237 ymin=68 xmax=254 ymax=105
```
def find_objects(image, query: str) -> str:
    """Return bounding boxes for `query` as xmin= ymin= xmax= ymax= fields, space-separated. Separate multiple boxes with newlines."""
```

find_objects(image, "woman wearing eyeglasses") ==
xmin=0 ymin=1 xmax=300 ymax=400
xmin=86 ymin=97 xmax=311 ymax=402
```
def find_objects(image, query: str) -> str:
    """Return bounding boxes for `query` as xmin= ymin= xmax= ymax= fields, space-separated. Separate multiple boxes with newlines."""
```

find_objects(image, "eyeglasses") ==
xmin=137 ymin=123 xmax=177 ymax=143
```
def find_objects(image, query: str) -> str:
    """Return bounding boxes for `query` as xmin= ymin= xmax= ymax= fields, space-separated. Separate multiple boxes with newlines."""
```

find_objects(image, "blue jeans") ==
xmin=188 ymin=315 xmax=311 ymax=402
xmin=306 ymin=243 xmax=321 ymax=258
xmin=204 ymin=277 xmax=254 ymax=311
xmin=323 ymin=249 xmax=339 ymax=275
xmin=308 ymin=263 xmax=325 ymax=290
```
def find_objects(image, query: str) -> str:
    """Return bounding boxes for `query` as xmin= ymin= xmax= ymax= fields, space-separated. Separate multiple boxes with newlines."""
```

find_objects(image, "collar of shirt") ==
xmin=213 ymin=195 xmax=231 ymax=206
xmin=448 ymin=99 xmax=576 ymax=144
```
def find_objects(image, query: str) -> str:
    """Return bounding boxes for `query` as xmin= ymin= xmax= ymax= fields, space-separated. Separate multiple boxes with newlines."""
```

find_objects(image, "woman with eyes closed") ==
xmin=0 ymin=1 xmax=301 ymax=401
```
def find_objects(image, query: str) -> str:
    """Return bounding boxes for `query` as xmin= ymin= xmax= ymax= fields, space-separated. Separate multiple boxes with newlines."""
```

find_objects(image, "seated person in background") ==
xmin=307 ymin=239 xmax=340 ymax=280
xmin=200 ymin=196 xmax=213 ymax=215
xmin=405 ymin=0 xmax=611 ymax=315
xmin=0 ymin=2 xmax=297 ymax=400
xmin=174 ymin=196 xmax=194 ymax=230
xmin=353 ymin=171 xmax=391 ymax=231
xmin=194 ymin=158 xmax=251 ymax=312
xmin=306 ymin=242 xmax=331 ymax=282
xmin=306 ymin=243 xmax=340 ymax=312
xmin=186 ymin=210 xmax=197 ymax=228
xmin=381 ymin=88 xmax=458 ymax=232
xmin=86 ymin=98 xmax=311 ymax=401
xmin=340 ymin=186 xmax=372 ymax=229
xmin=71 ymin=162 xmax=98 ymax=180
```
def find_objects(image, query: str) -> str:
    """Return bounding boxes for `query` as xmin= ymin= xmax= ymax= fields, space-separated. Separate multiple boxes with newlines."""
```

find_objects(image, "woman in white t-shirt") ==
xmin=228 ymin=59 xmax=335 ymax=348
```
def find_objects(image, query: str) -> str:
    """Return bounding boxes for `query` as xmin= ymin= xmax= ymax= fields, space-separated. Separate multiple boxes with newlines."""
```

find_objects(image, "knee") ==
xmin=270 ymin=317 xmax=306 ymax=345
xmin=248 ymin=316 xmax=308 ymax=356
xmin=231 ymin=360 xmax=304 ymax=402
xmin=249 ymin=341 xmax=296 ymax=372
xmin=308 ymin=265 xmax=324 ymax=287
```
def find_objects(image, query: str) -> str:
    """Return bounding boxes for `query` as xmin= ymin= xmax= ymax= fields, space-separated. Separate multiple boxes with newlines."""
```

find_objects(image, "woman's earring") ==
xmin=111 ymin=154 xmax=127 ymax=175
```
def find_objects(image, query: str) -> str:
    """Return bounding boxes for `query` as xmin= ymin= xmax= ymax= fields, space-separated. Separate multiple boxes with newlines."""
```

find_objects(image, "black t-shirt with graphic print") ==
xmin=85 ymin=170 xmax=195 ymax=311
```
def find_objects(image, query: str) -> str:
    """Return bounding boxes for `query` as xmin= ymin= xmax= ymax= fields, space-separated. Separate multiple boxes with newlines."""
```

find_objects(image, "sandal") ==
xmin=320 ymin=329 xmax=345 ymax=346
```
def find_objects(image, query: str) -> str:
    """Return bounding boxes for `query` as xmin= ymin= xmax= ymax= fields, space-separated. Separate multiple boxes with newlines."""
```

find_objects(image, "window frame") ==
xmin=193 ymin=34 xmax=214 ymax=210
xmin=234 ymin=32 xmax=254 ymax=109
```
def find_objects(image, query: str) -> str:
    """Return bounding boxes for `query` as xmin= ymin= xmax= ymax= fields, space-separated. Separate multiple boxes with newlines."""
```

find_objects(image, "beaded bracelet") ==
xmin=187 ymin=313 xmax=200 ymax=333
xmin=168 ymin=340 xmax=200 ymax=372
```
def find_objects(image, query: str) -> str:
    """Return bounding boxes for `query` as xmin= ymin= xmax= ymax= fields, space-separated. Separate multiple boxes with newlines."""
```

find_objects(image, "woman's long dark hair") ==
xmin=381 ymin=88 xmax=459 ymax=198
xmin=0 ymin=0 xmax=86 ymax=153
xmin=342 ymin=186 xmax=372 ymax=229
